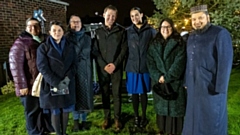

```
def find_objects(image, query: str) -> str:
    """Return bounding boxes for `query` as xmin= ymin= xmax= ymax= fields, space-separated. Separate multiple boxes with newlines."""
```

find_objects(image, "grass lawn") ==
xmin=0 ymin=67 xmax=240 ymax=135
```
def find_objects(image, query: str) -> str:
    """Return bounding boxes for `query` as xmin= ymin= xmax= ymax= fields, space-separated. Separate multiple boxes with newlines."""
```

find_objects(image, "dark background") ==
xmin=63 ymin=0 xmax=156 ymax=26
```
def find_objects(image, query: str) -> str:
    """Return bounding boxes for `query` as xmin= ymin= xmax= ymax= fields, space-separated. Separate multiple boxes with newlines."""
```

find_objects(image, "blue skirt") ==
xmin=126 ymin=72 xmax=151 ymax=94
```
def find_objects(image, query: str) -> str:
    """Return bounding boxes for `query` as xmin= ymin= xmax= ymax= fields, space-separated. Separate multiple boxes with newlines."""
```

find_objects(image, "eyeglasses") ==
xmin=161 ymin=26 xmax=172 ymax=29
xmin=70 ymin=21 xmax=81 ymax=24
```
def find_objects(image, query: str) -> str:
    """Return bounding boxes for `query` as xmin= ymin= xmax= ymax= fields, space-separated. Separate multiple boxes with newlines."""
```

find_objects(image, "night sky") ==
xmin=63 ymin=0 xmax=156 ymax=26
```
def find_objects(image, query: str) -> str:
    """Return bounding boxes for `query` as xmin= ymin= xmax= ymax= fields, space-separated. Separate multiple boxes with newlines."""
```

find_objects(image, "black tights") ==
xmin=51 ymin=112 xmax=69 ymax=135
xmin=132 ymin=93 xmax=148 ymax=119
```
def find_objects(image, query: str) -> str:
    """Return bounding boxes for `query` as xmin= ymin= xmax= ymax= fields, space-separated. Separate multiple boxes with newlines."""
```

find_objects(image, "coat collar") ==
xmin=20 ymin=31 xmax=33 ymax=38
xmin=152 ymin=37 xmax=178 ymax=70
xmin=163 ymin=39 xmax=178 ymax=60
xmin=102 ymin=24 xmax=122 ymax=34
xmin=128 ymin=22 xmax=151 ymax=33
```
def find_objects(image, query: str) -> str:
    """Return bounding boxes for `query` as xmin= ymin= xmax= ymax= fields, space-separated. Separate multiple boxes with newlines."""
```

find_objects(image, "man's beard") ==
xmin=194 ymin=22 xmax=211 ymax=34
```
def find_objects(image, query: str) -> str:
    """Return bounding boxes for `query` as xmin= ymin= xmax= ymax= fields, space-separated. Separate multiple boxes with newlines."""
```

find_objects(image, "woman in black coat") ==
xmin=126 ymin=7 xmax=157 ymax=128
xmin=37 ymin=21 xmax=77 ymax=135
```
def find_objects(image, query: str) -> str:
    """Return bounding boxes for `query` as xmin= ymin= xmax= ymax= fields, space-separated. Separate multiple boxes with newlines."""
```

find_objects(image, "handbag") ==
xmin=32 ymin=73 xmax=43 ymax=97
xmin=50 ymin=86 xmax=69 ymax=96
xmin=153 ymin=83 xmax=178 ymax=100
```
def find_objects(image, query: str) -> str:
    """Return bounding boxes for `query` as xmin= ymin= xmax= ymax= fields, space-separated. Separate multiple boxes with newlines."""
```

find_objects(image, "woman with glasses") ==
xmin=37 ymin=21 xmax=77 ymax=135
xmin=125 ymin=7 xmax=157 ymax=128
xmin=65 ymin=15 xmax=93 ymax=132
xmin=147 ymin=18 xmax=186 ymax=135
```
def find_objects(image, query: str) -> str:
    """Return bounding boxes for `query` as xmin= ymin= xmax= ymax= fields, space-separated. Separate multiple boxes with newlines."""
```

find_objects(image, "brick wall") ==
xmin=0 ymin=0 xmax=68 ymax=87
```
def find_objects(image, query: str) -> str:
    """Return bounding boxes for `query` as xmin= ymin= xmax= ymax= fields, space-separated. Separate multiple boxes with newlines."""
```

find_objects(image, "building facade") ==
xmin=0 ymin=0 xmax=68 ymax=88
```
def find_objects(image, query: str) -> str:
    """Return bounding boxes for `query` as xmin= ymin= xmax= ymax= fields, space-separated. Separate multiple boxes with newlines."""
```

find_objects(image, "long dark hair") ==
xmin=158 ymin=18 xmax=180 ymax=40
xmin=159 ymin=18 xmax=178 ymax=35
xmin=154 ymin=18 xmax=181 ymax=45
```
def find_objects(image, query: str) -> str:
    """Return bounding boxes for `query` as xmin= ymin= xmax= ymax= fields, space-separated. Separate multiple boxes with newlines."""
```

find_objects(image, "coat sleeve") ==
xmin=37 ymin=44 xmax=61 ymax=87
xmin=215 ymin=29 xmax=233 ymax=93
xmin=113 ymin=30 xmax=128 ymax=68
xmin=80 ymin=36 xmax=91 ymax=60
xmin=147 ymin=43 xmax=162 ymax=83
xmin=65 ymin=44 xmax=78 ymax=80
xmin=92 ymin=36 xmax=107 ymax=68
xmin=9 ymin=38 xmax=28 ymax=95
xmin=164 ymin=42 xmax=186 ymax=83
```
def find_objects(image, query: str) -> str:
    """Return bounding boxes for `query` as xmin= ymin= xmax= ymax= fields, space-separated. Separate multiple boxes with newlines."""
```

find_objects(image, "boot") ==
xmin=102 ymin=119 xmax=110 ymax=130
xmin=73 ymin=120 xmax=80 ymax=132
xmin=115 ymin=119 xmax=122 ymax=131
xmin=140 ymin=117 xmax=148 ymax=128
xmin=134 ymin=117 xmax=139 ymax=127
xmin=81 ymin=121 xmax=89 ymax=130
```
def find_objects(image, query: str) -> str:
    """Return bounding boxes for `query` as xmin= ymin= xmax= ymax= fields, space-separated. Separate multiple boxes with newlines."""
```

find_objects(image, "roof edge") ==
xmin=48 ymin=0 xmax=69 ymax=6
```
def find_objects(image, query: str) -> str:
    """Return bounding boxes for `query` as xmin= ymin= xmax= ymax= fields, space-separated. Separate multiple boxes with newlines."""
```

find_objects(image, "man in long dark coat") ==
xmin=182 ymin=5 xmax=233 ymax=135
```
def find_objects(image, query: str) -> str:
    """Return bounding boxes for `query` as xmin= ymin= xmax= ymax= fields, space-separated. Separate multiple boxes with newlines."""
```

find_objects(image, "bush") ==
xmin=1 ymin=81 xmax=15 ymax=95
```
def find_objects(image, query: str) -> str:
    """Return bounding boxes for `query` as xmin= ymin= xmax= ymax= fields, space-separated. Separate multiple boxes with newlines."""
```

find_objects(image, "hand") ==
xmin=20 ymin=88 xmax=29 ymax=96
xmin=158 ymin=76 xmax=165 ymax=83
xmin=104 ymin=63 xmax=115 ymax=74
xmin=58 ymin=79 xmax=68 ymax=90
xmin=107 ymin=63 xmax=116 ymax=74
xmin=104 ymin=65 xmax=111 ymax=74
xmin=63 ymin=76 xmax=70 ymax=86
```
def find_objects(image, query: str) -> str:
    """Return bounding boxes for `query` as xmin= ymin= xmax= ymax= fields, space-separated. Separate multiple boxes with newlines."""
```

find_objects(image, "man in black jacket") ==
xmin=92 ymin=5 xmax=127 ymax=131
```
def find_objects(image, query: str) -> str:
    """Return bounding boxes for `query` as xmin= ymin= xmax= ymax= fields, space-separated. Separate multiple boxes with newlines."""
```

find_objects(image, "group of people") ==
xmin=9 ymin=4 xmax=233 ymax=135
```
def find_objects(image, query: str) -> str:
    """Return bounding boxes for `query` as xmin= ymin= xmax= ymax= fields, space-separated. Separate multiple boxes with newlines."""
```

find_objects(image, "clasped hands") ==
xmin=104 ymin=63 xmax=116 ymax=74
xmin=57 ymin=76 xmax=70 ymax=90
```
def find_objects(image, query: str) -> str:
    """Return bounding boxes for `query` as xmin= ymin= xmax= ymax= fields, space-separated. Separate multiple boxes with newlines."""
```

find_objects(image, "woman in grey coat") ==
xmin=65 ymin=15 xmax=93 ymax=131
xmin=147 ymin=18 xmax=186 ymax=135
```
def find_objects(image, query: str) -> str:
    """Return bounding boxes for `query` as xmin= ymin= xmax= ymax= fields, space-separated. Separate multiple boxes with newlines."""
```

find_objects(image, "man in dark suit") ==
xmin=92 ymin=5 xmax=127 ymax=131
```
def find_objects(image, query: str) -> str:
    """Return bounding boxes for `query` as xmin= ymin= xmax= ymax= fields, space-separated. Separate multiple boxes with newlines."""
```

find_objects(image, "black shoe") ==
xmin=114 ymin=119 xmax=122 ymax=131
xmin=140 ymin=118 xmax=148 ymax=128
xmin=73 ymin=120 xmax=80 ymax=132
xmin=134 ymin=117 xmax=139 ymax=127
xmin=102 ymin=119 xmax=110 ymax=130
xmin=81 ymin=121 xmax=89 ymax=130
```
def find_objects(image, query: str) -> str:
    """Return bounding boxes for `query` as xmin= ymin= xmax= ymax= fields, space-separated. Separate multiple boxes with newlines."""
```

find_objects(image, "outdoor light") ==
xmin=33 ymin=8 xmax=46 ymax=22
xmin=33 ymin=8 xmax=46 ymax=33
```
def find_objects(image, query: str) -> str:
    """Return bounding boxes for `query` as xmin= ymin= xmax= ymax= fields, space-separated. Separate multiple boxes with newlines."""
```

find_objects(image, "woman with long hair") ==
xmin=147 ymin=18 xmax=186 ymax=135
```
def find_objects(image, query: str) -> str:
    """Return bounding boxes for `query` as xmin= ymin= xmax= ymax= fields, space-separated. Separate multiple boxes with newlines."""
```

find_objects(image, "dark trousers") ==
xmin=20 ymin=95 xmax=54 ymax=135
xmin=99 ymin=69 xmax=122 ymax=120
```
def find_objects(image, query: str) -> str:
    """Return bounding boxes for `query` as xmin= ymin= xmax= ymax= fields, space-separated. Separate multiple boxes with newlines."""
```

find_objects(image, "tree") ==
xmin=148 ymin=0 xmax=240 ymax=42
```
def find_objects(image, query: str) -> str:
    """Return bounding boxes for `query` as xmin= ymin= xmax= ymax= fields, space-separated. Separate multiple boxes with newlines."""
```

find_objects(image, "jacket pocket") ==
xmin=200 ymin=66 xmax=217 ymax=95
